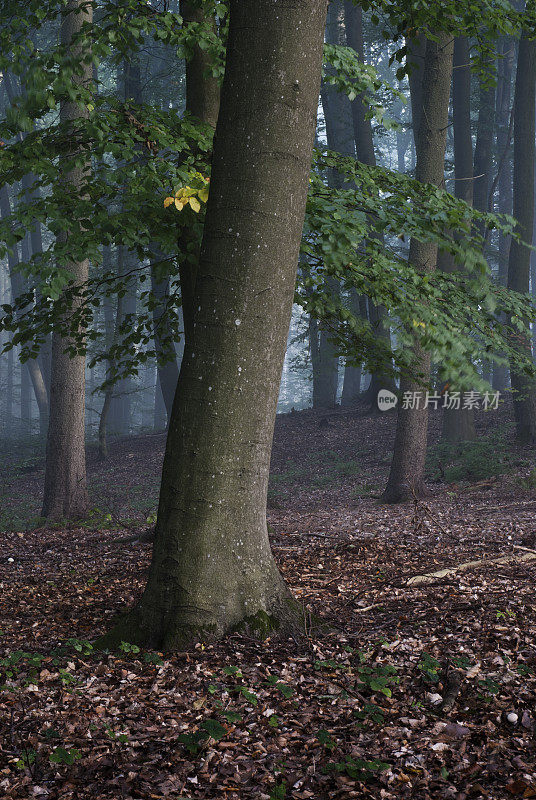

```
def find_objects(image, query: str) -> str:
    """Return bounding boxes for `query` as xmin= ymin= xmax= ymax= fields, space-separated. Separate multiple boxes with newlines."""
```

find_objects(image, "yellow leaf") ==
xmin=175 ymin=188 xmax=186 ymax=199
xmin=164 ymin=197 xmax=174 ymax=208
xmin=189 ymin=196 xmax=201 ymax=213
xmin=175 ymin=198 xmax=187 ymax=211
xmin=198 ymin=187 xmax=209 ymax=203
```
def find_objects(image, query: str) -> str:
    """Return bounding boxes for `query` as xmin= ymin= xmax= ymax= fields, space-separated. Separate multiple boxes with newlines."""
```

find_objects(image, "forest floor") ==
xmin=1 ymin=402 xmax=536 ymax=799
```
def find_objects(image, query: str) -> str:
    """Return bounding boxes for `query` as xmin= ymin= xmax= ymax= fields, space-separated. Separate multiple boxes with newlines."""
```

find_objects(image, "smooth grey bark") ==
xmin=340 ymin=289 xmax=365 ymax=406
xmin=42 ymin=0 xmax=92 ymax=519
xmin=441 ymin=37 xmax=477 ymax=443
xmin=407 ymin=34 xmax=427 ymax=144
xmin=311 ymin=0 xmax=351 ymax=409
xmin=493 ymin=36 xmax=516 ymax=392
xmin=473 ymin=67 xmax=496 ymax=226
xmin=98 ymin=0 xmax=328 ymax=650
xmin=178 ymin=0 xmax=221 ymax=348
xmin=507 ymin=31 xmax=536 ymax=443
xmin=383 ymin=34 xmax=454 ymax=503
xmin=150 ymin=264 xmax=180 ymax=422
xmin=0 ymin=184 xmax=49 ymax=437
xmin=344 ymin=1 xmax=396 ymax=405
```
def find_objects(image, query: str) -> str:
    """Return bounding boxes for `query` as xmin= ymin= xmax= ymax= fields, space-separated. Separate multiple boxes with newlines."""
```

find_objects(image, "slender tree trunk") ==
xmin=0 ymin=184 xmax=49 ymax=435
xmin=178 ymin=0 xmax=221 ymax=347
xmin=507 ymin=31 xmax=536 ymax=443
xmin=309 ymin=305 xmax=339 ymax=408
xmin=340 ymin=289 xmax=365 ymax=406
xmin=344 ymin=1 xmax=395 ymax=405
xmin=150 ymin=257 xmax=180 ymax=422
xmin=42 ymin=0 xmax=92 ymax=519
xmin=493 ymin=36 xmax=516 ymax=391
xmin=383 ymin=34 xmax=454 ymax=503
xmin=407 ymin=34 xmax=427 ymax=143
xmin=21 ymin=362 xmax=31 ymax=432
xmin=441 ymin=37 xmax=477 ymax=442
xmin=99 ymin=0 xmax=328 ymax=650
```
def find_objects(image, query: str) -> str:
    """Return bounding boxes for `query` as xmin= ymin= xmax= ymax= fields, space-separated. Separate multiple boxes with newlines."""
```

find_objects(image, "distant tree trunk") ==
xmin=21 ymin=362 xmax=31 ymax=431
xmin=99 ymin=0 xmax=328 ymax=650
xmin=407 ymin=33 xmax=427 ymax=143
xmin=154 ymin=373 xmax=168 ymax=431
xmin=473 ymin=67 xmax=496 ymax=230
xmin=178 ymin=0 xmax=221 ymax=346
xmin=150 ymin=253 xmax=180 ymax=423
xmin=507 ymin=31 xmax=536 ymax=443
xmin=441 ymin=37 xmax=477 ymax=443
xmin=0 ymin=184 xmax=49 ymax=436
xmin=42 ymin=0 xmax=92 ymax=519
xmin=313 ymin=1 xmax=354 ymax=409
xmin=309 ymin=305 xmax=339 ymax=408
xmin=383 ymin=34 xmax=454 ymax=503
xmin=344 ymin=1 xmax=395 ymax=405
xmin=493 ymin=36 xmax=516 ymax=392
xmin=341 ymin=290 xmax=365 ymax=406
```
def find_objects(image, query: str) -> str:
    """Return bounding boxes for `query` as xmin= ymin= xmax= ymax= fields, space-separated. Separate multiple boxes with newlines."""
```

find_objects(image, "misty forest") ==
xmin=2 ymin=0 xmax=536 ymax=798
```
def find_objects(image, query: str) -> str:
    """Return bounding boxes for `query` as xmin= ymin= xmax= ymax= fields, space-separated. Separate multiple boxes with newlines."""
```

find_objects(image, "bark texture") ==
xmin=383 ymin=34 xmax=454 ymax=503
xmin=441 ymin=37 xmax=476 ymax=443
xmin=493 ymin=36 xmax=516 ymax=392
xmin=179 ymin=0 xmax=221 ymax=348
xmin=99 ymin=0 xmax=328 ymax=650
xmin=507 ymin=31 xmax=536 ymax=443
xmin=344 ymin=1 xmax=395 ymax=405
xmin=42 ymin=0 xmax=92 ymax=519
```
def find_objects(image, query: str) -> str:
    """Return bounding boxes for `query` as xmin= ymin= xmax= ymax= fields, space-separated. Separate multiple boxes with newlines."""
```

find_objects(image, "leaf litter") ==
xmin=0 ymin=403 xmax=535 ymax=799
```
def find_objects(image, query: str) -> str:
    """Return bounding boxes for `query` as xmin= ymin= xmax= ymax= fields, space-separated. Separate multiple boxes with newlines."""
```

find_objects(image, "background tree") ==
xmin=383 ymin=33 xmax=454 ymax=503
xmin=42 ymin=0 xmax=93 ymax=519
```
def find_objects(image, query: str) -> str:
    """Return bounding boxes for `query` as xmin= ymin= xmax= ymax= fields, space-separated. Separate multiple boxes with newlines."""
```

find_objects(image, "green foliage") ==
xmin=49 ymin=746 xmax=82 ymax=766
xmin=178 ymin=717 xmax=228 ymax=754
xmin=354 ymin=702 xmax=386 ymax=727
xmin=418 ymin=653 xmax=441 ymax=684
xmin=427 ymin=431 xmax=515 ymax=484
xmin=324 ymin=755 xmax=390 ymax=781
xmin=119 ymin=641 xmax=140 ymax=654
xmin=317 ymin=729 xmax=336 ymax=750
xmin=301 ymin=151 xmax=535 ymax=391
xmin=1 ymin=0 xmax=535 ymax=401
xmin=356 ymin=657 xmax=399 ymax=698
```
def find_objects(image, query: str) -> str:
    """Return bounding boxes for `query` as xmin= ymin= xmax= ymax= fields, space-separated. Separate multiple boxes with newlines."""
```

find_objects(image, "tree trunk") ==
xmin=383 ymin=34 xmax=454 ymax=503
xmin=441 ymin=37 xmax=477 ymax=443
xmin=178 ymin=0 xmax=221 ymax=347
xmin=340 ymin=289 xmax=365 ymax=406
xmin=493 ymin=35 xmax=516 ymax=392
xmin=310 ymin=306 xmax=339 ymax=409
xmin=150 ymin=256 xmax=180 ymax=423
xmin=507 ymin=30 xmax=536 ymax=443
xmin=0 ymin=184 xmax=49 ymax=436
xmin=98 ymin=0 xmax=328 ymax=650
xmin=42 ymin=0 xmax=92 ymax=519
xmin=344 ymin=1 xmax=396 ymax=405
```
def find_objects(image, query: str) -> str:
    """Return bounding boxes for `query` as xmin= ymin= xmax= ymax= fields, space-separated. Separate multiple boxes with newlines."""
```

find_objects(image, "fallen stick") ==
xmin=406 ymin=550 xmax=536 ymax=586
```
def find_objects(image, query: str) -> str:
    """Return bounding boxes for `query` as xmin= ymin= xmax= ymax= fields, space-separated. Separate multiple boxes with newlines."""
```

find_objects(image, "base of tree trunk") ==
xmin=362 ymin=376 xmax=398 ymax=410
xmin=381 ymin=479 xmax=429 ymax=504
xmin=95 ymin=584 xmax=307 ymax=652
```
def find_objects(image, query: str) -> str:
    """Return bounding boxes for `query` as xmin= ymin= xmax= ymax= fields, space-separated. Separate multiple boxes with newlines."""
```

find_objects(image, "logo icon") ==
xmin=377 ymin=389 xmax=398 ymax=411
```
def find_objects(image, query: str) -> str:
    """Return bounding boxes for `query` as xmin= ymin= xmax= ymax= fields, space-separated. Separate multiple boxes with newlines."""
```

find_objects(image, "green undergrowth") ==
xmin=426 ymin=427 xmax=522 ymax=484
xmin=1 ymin=635 xmax=534 ymax=794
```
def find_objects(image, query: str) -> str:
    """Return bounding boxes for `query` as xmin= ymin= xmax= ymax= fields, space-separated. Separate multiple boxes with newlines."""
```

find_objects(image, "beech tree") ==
xmin=440 ymin=37 xmax=477 ymax=443
xmin=382 ymin=33 xmax=454 ymax=503
xmin=99 ymin=0 xmax=328 ymax=649
xmin=42 ymin=0 xmax=93 ymax=519
xmin=507 ymin=28 xmax=536 ymax=443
